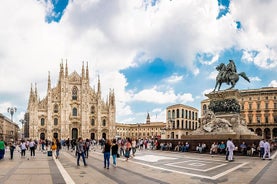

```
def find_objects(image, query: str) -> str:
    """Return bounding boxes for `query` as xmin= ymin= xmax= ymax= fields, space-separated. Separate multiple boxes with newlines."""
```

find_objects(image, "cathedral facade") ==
xmin=26 ymin=62 xmax=116 ymax=141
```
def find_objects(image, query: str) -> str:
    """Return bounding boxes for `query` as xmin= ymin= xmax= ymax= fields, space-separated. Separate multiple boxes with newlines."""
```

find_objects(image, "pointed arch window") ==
xmin=41 ymin=118 xmax=45 ymax=126
xmin=72 ymin=108 xmax=78 ymax=116
xmin=54 ymin=104 xmax=59 ymax=113
xmin=54 ymin=118 xmax=58 ymax=126
xmin=72 ymin=86 xmax=78 ymax=100
xmin=91 ymin=106 xmax=95 ymax=114
xmin=91 ymin=119 xmax=95 ymax=126
xmin=102 ymin=119 xmax=106 ymax=126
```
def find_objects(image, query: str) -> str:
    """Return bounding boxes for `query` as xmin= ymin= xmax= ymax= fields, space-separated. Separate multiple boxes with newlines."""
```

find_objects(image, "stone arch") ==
xmin=255 ymin=128 xmax=262 ymax=137
xmin=264 ymin=128 xmax=271 ymax=140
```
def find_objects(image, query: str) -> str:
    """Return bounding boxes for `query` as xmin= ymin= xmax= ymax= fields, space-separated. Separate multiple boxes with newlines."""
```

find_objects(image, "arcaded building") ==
xmin=240 ymin=87 xmax=277 ymax=140
xmin=166 ymin=104 xmax=199 ymax=139
xmin=116 ymin=113 xmax=165 ymax=139
xmin=201 ymin=87 xmax=277 ymax=140
xmin=26 ymin=62 xmax=116 ymax=141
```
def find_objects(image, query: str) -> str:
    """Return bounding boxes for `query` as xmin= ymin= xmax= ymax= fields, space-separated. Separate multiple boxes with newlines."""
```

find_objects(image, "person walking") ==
xmin=29 ymin=139 xmax=36 ymax=158
xmin=76 ymin=137 xmax=87 ymax=166
xmin=55 ymin=138 xmax=61 ymax=159
xmin=103 ymin=139 xmax=111 ymax=169
xmin=226 ymin=138 xmax=235 ymax=162
xmin=111 ymin=139 xmax=119 ymax=167
xmin=259 ymin=139 xmax=265 ymax=158
xmin=9 ymin=142 xmax=16 ymax=160
xmin=0 ymin=138 xmax=5 ymax=160
xmin=85 ymin=139 xmax=90 ymax=158
xmin=20 ymin=140 xmax=27 ymax=157
xmin=125 ymin=138 xmax=132 ymax=161
xmin=262 ymin=140 xmax=271 ymax=160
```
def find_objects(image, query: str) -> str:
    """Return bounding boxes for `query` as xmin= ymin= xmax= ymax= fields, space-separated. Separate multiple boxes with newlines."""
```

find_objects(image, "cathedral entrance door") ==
xmin=53 ymin=133 xmax=58 ymax=139
xmin=40 ymin=133 xmax=45 ymax=140
xmin=102 ymin=133 xmax=106 ymax=140
xmin=72 ymin=128 xmax=78 ymax=140
xmin=91 ymin=133 xmax=95 ymax=140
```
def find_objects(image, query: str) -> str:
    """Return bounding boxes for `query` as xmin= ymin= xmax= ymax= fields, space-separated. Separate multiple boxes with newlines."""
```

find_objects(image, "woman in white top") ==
xmin=20 ymin=140 xmax=27 ymax=157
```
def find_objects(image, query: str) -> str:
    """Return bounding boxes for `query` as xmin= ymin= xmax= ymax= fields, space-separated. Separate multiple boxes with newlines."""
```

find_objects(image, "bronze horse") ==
xmin=213 ymin=63 xmax=250 ymax=91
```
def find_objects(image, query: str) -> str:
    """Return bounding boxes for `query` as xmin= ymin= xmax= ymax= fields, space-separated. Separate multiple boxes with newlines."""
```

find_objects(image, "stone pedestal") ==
xmin=191 ymin=90 xmax=261 ymax=140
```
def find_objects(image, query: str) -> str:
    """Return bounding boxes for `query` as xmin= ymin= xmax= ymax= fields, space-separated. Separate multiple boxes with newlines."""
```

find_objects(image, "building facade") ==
xmin=116 ymin=113 xmax=165 ymax=139
xmin=0 ymin=113 xmax=19 ymax=142
xmin=201 ymin=87 xmax=277 ymax=140
xmin=26 ymin=62 xmax=116 ymax=141
xmin=166 ymin=104 xmax=199 ymax=139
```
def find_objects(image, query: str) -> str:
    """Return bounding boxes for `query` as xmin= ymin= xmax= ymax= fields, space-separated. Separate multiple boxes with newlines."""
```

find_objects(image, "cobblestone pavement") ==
xmin=0 ymin=147 xmax=276 ymax=184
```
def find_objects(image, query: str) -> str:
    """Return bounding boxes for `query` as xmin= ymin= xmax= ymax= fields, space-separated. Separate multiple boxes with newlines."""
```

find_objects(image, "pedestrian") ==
xmin=51 ymin=138 xmax=57 ymax=153
xmin=111 ymin=139 xmax=118 ymax=167
xmin=103 ymin=139 xmax=111 ymax=169
xmin=9 ymin=142 xmax=16 ymax=160
xmin=125 ymin=138 xmax=131 ymax=161
xmin=20 ymin=140 xmax=27 ymax=157
xmin=226 ymin=138 xmax=235 ymax=162
xmin=29 ymin=139 xmax=36 ymax=158
xmin=0 ymin=138 xmax=5 ymax=160
xmin=131 ymin=138 xmax=137 ymax=156
xmin=262 ymin=140 xmax=271 ymax=160
xmin=76 ymin=137 xmax=87 ymax=166
xmin=55 ymin=138 xmax=61 ymax=159
xmin=85 ymin=139 xmax=90 ymax=158
xmin=259 ymin=139 xmax=265 ymax=158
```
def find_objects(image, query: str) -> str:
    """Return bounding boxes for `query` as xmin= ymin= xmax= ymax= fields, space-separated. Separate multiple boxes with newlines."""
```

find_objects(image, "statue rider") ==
xmin=223 ymin=60 xmax=237 ymax=85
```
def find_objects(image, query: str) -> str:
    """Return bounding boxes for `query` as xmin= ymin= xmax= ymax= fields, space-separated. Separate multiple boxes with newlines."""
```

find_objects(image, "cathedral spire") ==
xmin=48 ymin=71 xmax=51 ymax=91
xmin=59 ymin=59 xmax=64 ymax=83
xmin=35 ymin=83 xmax=38 ymax=98
xmin=146 ymin=112 xmax=150 ymax=124
xmin=65 ymin=59 xmax=68 ymax=78
xmin=97 ymin=75 xmax=101 ymax=96
xmin=86 ymin=62 xmax=89 ymax=81
xmin=27 ymin=83 xmax=34 ymax=109
xmin=82 ymin=61 xmax=85 ymax=79
xmin=29 ymin=83 xmax=33 ymax=99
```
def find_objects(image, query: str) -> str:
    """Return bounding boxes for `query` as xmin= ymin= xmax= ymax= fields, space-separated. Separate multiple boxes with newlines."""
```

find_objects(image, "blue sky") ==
xmin=0 ymin=0 xmax=277 ymax=125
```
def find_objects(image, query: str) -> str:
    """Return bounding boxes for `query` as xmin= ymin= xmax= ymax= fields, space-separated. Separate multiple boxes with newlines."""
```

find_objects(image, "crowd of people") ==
xmin=0 ymin=136 xmax=275 ymax=166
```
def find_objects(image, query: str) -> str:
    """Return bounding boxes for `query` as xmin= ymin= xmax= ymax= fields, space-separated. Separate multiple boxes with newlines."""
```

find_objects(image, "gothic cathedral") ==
xmin=26 ymin=62 xmax=116 ymax=141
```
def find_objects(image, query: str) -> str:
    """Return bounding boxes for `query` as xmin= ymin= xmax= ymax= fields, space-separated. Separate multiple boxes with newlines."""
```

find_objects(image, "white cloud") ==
xmin=165 ymin=74 xmax=183 ymax=84
xmin=268 ymin=80 xmax=277 ymax=87
xmin=249 ymin=76 xmax=261 ymax=82
xmin=131 ymin=86 xmax=193 ymax=104
xmin=1 ymin=0 xmax=277 ymax=124
xmin=208 ymin=71 xmax=218 ymax=80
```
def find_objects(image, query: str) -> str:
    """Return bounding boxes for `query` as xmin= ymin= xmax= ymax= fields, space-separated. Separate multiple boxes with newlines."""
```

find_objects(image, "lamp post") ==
xmin=7 ymin=107 xmax=17 ymax=122
xmin=19 ymin=119 xmax=26 ymax=139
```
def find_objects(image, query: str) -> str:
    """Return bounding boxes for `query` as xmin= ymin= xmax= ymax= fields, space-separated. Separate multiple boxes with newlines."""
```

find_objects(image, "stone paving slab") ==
xmin=0 ymin=147 xmax=276 ymax=184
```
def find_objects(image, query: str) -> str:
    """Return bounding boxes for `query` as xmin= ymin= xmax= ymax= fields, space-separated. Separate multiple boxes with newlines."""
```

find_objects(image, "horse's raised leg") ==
xmin=213 ymin=82 xmax=218 ymax=92
xmin=218 ymin=83 xmax=222 ymax=91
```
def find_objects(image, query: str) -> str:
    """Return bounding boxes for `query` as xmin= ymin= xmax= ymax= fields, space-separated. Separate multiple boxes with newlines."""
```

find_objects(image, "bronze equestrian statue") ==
xmin=213 ymin=60 xmax=250 ymax=91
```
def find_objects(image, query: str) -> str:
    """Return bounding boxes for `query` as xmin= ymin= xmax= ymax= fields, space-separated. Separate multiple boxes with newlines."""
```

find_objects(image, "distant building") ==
xmin=25 ymin=62 xmax=116 ymax=141
xmin=165 ymin=104 xmax=199 ymax=139
xmin=116 ymin=113 xmax=165 ymax=139
xmin=0 ymin=113 xmax=19 ymax=142
xmin=201 ymin=87 xmax=277 ymax=140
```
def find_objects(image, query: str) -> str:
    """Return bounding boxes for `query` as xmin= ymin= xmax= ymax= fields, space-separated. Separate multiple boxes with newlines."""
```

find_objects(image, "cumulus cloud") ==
xmin=131 ymin=86 xmax=193 ymax=104
xmin=164 ymin=74 xmax=183 ymax=84
xmin=249 ymin=76 xmax=261 ymax=82
xmin=1 ymin=0 xmax=277 ymax=124
xmin=269 ymin=80 xmax=277 ymax=87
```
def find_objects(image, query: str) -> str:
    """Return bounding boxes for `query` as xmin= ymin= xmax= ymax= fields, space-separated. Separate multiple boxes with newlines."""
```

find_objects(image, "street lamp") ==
xmin=7 ymin=107 xmax=17 ymax=122
xmin=19 ymin=119 xmax=26 ymax=139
